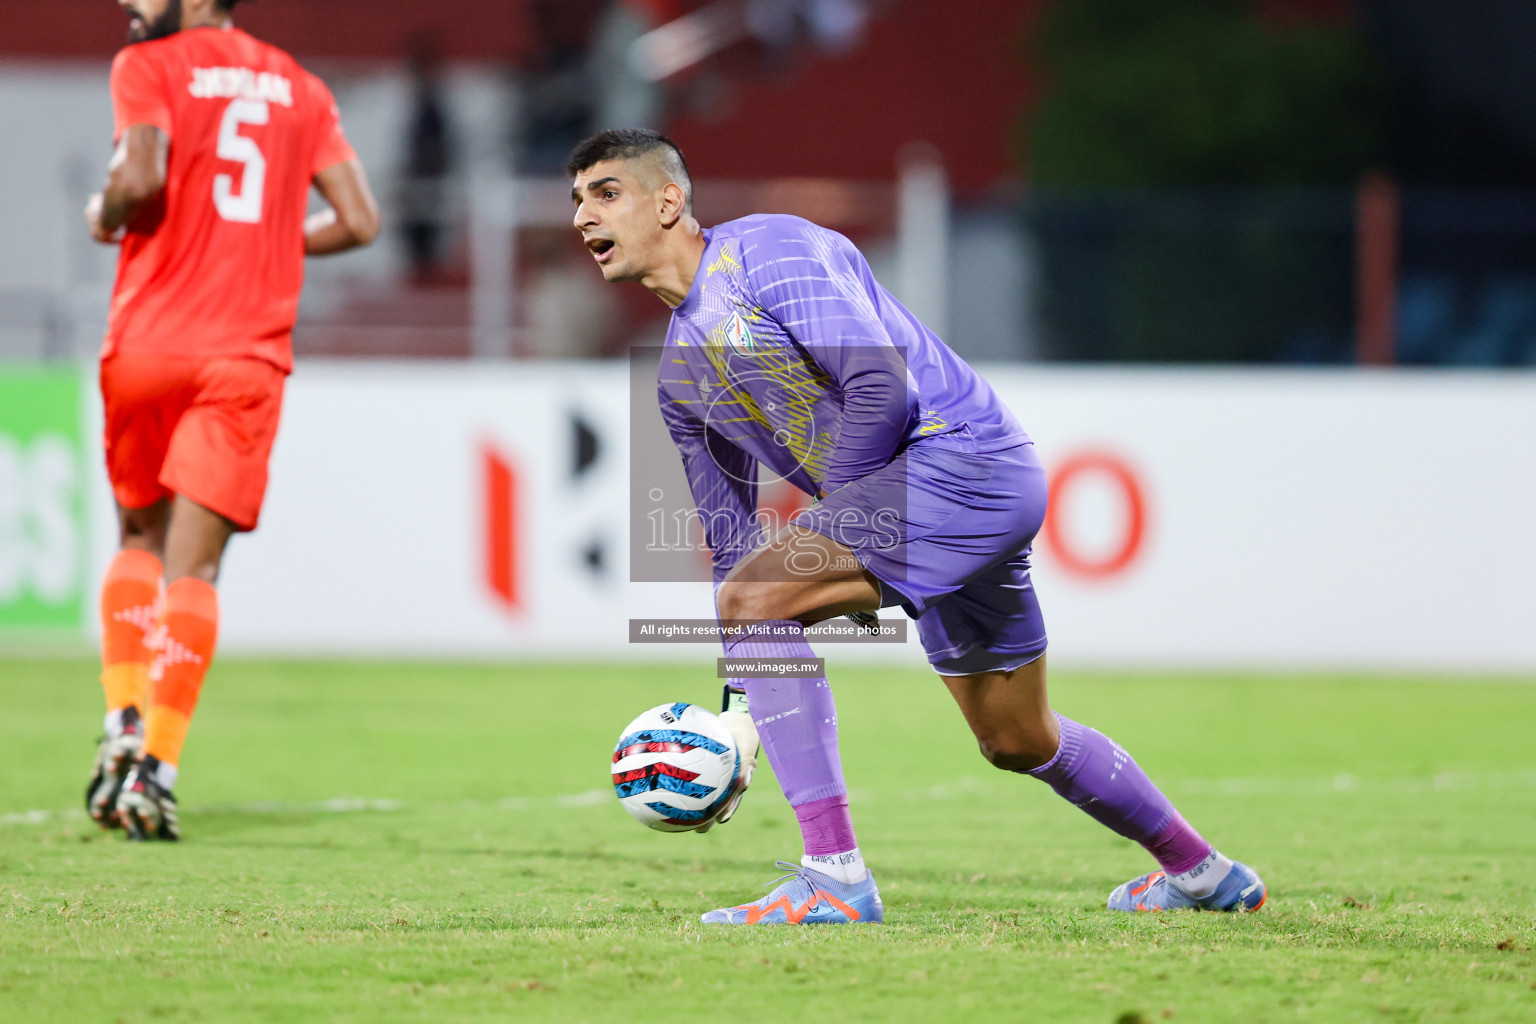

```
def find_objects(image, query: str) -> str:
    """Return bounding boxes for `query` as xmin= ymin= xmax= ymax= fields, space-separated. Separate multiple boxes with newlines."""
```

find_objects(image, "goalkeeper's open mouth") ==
xmin=586 ymin=237 xmax=616 ymax=265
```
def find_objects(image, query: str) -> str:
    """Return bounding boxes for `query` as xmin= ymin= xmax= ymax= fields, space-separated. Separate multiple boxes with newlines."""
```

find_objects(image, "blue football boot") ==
xmin=1107 ymin=861 xmax=1266 ymax=913
xmin=701 ymin=861 xmax=884 ymax=925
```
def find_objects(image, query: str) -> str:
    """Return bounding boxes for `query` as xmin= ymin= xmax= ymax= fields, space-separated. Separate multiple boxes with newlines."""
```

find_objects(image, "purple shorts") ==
xmin=795 ymin=441 xmax=1049 ymax=675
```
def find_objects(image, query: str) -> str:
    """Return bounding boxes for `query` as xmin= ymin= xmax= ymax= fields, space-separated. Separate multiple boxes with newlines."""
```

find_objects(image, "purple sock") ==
xmin=794 ymin=794 xmax=858 ymax=856
xmin=1028 ymin=714 xmax=1213 ymax=873
xmin=727 ymin=620 xmax=858 ymax=852
xmin=1145 ymin=814 xmax=1213 ymax=875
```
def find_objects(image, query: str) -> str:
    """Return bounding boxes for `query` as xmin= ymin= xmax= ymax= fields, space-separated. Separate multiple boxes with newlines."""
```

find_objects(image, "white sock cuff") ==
xmin=802 ymin=848 xmax=868 ymax=885
xmin=151 ymin=759 xmax=179 ymax=791
xmin=1166 ymin=849 xmax=1234 ymax=899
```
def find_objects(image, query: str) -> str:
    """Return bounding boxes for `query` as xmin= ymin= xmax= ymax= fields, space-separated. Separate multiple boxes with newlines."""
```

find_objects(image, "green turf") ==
xmin=1 ymin=658 xmax=1533 ymax=1023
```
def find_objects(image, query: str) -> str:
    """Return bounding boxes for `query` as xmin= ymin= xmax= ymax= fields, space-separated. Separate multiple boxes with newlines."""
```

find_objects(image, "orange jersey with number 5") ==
xmin=104 ymin=27 xmax=355 ymax=373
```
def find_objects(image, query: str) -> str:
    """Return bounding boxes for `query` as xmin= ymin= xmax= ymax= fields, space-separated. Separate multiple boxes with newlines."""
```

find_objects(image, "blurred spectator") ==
xmin=398 ymin=35 xmax=455 ymax=284
xmin=747 ymin=0 xmax=868 ymax=56
xmin=520 ymin=0 xmax=605 ymax=172
xmin=523 ymin=231 xmax=621 ymax=358
xmin=591 ymin=1 xmax=664 ymax=133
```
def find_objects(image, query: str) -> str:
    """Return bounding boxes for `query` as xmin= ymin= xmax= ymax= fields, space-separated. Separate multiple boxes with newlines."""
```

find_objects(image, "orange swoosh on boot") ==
xmin=743 ymin=888 xmax=861 ymax=924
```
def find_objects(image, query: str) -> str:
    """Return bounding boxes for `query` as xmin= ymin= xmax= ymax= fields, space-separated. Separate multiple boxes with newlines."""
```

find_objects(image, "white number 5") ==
xmin=214 ymin=99 xmax=269 ymax=223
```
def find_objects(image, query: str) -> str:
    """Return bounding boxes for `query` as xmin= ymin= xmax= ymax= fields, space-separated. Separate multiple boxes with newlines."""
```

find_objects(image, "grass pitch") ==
xmin=1 ymin=658 xmax=1533 ymax=1023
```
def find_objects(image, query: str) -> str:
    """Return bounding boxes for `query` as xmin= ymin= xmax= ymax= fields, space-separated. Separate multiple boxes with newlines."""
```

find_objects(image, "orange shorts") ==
xmin=100 ymin=354 xmax=287 ymax=532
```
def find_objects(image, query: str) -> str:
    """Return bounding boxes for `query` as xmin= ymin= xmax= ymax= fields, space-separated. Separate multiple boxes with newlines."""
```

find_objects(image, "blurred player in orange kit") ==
xmin=84 ymin=0 xmax=380 ymax=840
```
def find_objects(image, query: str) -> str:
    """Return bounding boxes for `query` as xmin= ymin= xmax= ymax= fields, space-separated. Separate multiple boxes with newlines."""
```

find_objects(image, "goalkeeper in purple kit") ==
xmin=570 ymin=128 xmax=1266 ymax=924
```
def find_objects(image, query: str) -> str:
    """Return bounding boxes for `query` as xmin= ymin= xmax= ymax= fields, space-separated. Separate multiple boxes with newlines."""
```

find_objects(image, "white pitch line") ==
xmin=4 ymin=770 xmax=1534 ymax=830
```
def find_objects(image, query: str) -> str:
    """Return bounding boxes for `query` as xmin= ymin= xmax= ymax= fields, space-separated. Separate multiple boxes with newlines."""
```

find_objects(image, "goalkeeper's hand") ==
xmin=845 ymin=610 xmax=880 ymax=634
xmin=693 ymin=709 xmax=758 ymax=832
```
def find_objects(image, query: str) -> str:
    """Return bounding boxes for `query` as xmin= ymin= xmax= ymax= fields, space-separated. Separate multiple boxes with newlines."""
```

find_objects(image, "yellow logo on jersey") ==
xmin=918 ymin=415 xmax=950 ymax=435
xmin=707 ymin=243 xmax=742 ymax=277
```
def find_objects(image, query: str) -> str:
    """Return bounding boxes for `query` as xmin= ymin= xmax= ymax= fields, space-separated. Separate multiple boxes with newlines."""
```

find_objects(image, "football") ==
xmin=611 ymin=702 xmax=741 ymax=832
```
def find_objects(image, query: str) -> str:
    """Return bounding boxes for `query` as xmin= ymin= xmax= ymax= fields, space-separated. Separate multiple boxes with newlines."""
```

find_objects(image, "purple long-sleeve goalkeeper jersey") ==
xmin=659 ymin=214 xmax=1029 ymax=582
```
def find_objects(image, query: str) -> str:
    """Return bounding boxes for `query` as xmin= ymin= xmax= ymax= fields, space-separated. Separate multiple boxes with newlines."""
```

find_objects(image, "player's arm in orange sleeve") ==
xmin=89 ymin=46 xmax=171 ymax=244
xmin=86 ymin=124 xmax=168 ymax=243
xmin=305 ymin=159 xmax=381 ymax=256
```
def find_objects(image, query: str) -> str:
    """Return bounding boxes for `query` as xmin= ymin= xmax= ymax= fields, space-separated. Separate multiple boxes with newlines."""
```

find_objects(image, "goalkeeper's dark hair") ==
xmin=566 ymin=128 xmax=693 ymax=213
xmin=216 ymin=0 xmax=250 ymax=11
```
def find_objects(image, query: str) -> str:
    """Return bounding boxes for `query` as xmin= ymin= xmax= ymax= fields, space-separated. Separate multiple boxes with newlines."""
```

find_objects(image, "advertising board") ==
xmin=0 ymin=366 xmax=87 ymax=633
xmin=48 ymin=362 xmax=1534 ymax=670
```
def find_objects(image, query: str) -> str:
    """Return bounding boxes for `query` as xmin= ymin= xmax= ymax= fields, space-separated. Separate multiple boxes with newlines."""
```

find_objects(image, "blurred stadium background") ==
xmin=4 ymin=5 xmax=1536 ymax=1021
xmin=1 ymin=0 xmax=1534 ymax=670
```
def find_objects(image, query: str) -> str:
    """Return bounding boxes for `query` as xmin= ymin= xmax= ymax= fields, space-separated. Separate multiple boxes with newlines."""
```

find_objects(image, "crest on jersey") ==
xmin=721 ymin=311 xmax=754 ymax=356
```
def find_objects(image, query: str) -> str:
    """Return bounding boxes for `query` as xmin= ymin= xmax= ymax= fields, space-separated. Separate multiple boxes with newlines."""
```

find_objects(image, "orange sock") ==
xmin=100 ymin=549 xmax=162 ymax=715
xmin=144 ymin=578 xmax=220 ymax=774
